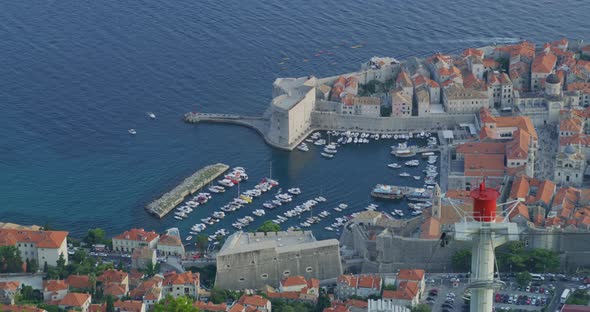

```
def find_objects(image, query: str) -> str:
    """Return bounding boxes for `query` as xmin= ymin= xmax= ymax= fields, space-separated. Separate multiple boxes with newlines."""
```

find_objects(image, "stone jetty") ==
xmin=146 ymin=163 xmax=229 ymax=218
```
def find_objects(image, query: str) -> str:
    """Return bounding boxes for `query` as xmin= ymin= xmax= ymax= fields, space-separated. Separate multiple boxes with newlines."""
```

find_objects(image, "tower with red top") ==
xmin=452 ymin=179 xmax=519 ymax=312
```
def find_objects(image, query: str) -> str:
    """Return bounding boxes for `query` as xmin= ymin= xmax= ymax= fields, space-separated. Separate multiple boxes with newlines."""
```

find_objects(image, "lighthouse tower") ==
xmin=454 ymin=180 xmax=519 ymax=312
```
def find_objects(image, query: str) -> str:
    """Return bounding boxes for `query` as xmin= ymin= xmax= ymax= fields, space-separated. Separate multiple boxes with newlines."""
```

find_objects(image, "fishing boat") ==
xmin=323 ymin=146 xmax=337 ymax=154
xmin=314 ymin=139 xmax=326 ymax=146
xmin=371 ymin=184 xmax=403 ymax=199
xmin=321 ymin=152 xmax=334 ymax=158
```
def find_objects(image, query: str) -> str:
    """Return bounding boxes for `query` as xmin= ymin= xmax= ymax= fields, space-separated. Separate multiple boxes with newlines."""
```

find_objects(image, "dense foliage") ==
xmin=256 ymin=220 xmax=281 ymax=233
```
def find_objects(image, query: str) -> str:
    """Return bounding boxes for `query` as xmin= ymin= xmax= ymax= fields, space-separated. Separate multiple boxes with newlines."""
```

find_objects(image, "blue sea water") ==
xmin=1 ymin=0 xmax=589 ymax=240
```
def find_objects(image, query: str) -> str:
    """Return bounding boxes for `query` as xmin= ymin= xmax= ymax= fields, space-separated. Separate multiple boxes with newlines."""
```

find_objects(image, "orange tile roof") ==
xmin=65 ymin=275 xmax=91 ymax=289
xmin=228 ymin=304 xmax=245 ymax=312
xmin=44 ymin=280 xmax=68 ymax=292
xmin=509 ymin=202 xmax=530 ymax=221
xmin=396 ymin=71 xmax=413 ymax=88
xmin=510 ymin=176 xmax=530 ymax=199
xmin=129 ymin=277 xmax=162 ymax=300
xmin=535 ymin=180 xmax=556 ymax=206
xmin=398 ymin=269 xmax=425 ymax=281
xmin=463 ymin=48 xmax=484 ymax=58
xmin=337 ymin=274 xmax=381 ymax=290
xmin=420 ymin=217 xmax=440 ymax=239
xmin=163 ymin=271 xmax=199 ymax=286
xmin=266 ymin=291 xmax=300 ymax=300
xmin=506 ymin=130 xmax=531 ymax=160
xmin=567 ymin=82 xmax=590 ymax=94
xmin=59 ymin=293 xmax=91 ymax=307
xmin=113 ymin=228 xmax=158 ymax=242
xmin=157 ymin=234 xmax=182 ymax=246
xmin=281 ymin=276 xmax=307 ymax=287
xmin=97 ymin=269 xmax=128 ymax=285
xmin=195 ymin=301 xmax=228 ymax=311
xmin=238 ymin=295 xmax=269 ymax=308
xmin=104 ymin=284 xmax=126 ymax=297
xmin=382 ymin=281 xmax=419 ymax=300
xmin=483 ymin=58 xmax=500 ymax=69
xmin=456 ymin=142 xmax=506 ymax=155
xmin=0 ymin=281 xmax=20 ymax=290
xmin=532 ymin=52 xmax=557 ymax=73
xmin=0 ymin=305 xmax=47 ymax=312
xmin=307 ymin=278 xmax=320 ymax=289
xmin=323 ymin=306 xmax=350 ymax=312
xmin=0 ymin=229 xmax=68 ymax=249
xmin=113 ymin=300 xmax=144 ymax=312
xmin=560 ymin=134 xmax=590 ymax=147
xmin=560 ymin=117 xmax=583 ymax=132
xmin=345 ymin=299 xmax=368 ymax=308
xmin=464 ymin=154 xmax=505 ymax=177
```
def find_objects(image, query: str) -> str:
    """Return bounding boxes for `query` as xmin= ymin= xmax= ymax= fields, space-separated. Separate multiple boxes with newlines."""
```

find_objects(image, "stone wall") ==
xmin=311 ymin=111 xmax=477 ymax=133
xmin=215 ymin=241 xmax=342 ymax=290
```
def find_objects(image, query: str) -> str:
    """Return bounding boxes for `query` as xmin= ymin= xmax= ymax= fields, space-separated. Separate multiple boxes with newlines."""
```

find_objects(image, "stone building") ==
xmin=156 ymin=234 xmax=185 ymax=257
xmin=162 ymin=272 xmax=199 ymax=299
xmin=0 ymin=228 xmax=68 ymax=268
xmin=414 ymin=86 xmax=430 ymax=116
xmin=442 ymin=84 xmax=489 ymax=113
xmin=391 ymin=90 xmax=412 ymax=117
xmin=268 ymin=77 xmax=317 ymax=147
xmin=554 ymin=145 xmax=585 ymax=187
xmin=341 ymin=96 xmax=381 ymax=117
xmin=215 ymin=231 xmax=342 ymax=290
xmin=486 ymin=72 xmax=513 ymax=108
xmin=531 ymin=52 xmax=557 ymax=92
xmin=112 ymin=228 xmax=159 ymax=253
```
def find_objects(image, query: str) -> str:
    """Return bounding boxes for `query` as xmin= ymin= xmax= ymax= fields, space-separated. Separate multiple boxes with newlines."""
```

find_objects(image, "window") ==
xmin=283 ymin=270 xmax=290 ymax=276
xmin=251 ymin=261 xmax=255 ymax=264
xmin=306 ymin=266 xmax=313 ymax=272
xmin=273 ymin=257 xmax=278 ymax=261
xmin=239 ymin=277 xmax=245 ymax=281
xmin=261 ymin=274 xmax=268 ymax=279
xmin=226 ymin=264 xmax=230 ymax=268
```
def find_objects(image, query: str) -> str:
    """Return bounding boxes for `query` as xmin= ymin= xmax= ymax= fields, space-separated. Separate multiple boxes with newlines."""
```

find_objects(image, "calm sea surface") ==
xmin=1 ymin=0 xmax=589 ymax=240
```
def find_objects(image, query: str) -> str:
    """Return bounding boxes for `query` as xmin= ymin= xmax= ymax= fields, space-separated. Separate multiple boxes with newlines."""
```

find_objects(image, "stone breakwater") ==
xmin=146 ymin=163 xmax=229 ymax=218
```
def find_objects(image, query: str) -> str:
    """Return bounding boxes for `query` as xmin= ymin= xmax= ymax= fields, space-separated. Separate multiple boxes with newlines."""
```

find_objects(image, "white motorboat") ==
xmin=174 ymin=216 xmax=183 ymax=220
xmin=323 ymin=146 xmax=337 ymax=154
xmin=321 ymin=152 xmax=334 ymax=158
xmin=338 ymin=203 xmax=348 ymax=209
xmin=128 ymin=129 xmax=137 ymax=135
xmin=388 ymin=163 xmax=402 ymax=169
xmin=185 ymin=236 xmax=193 ymax=241
xmin=325 ymin=227 xmax=334 ymax=231
xmin=147 ymin=112 xmax=156 ymax=119
xmin=314 ymin=139 xmax=326 ymax=146
xmin=297 ymin=144 xmax=309 ymax=152
xmin=413 ymin=176 xmax=421 ymax=180
xmin=394 ymin=209 xmax=404 ymax=216
xmin=218 ymin=179 xmax=234 ymax=187
xmin=399 ymin=172 xmax=411 ymax=177
xmin=288 ymin=188 xmax=302 ymax=195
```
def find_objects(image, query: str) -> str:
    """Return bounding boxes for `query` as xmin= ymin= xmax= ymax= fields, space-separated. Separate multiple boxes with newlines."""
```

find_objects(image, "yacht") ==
xmin=218 ymin=179 xmax=234 ymax=187
xmin=399 ymin=172 xmax=411 ymax=177
xmin=394 ymin=209 xmax=404 ymax=216
xmin=147 ymin=112 xmax=156 ymax=119
xmin=321 ymin=152 xmax=334 ymax=158
xmin=297 ymin=143 xmax=309 ymax=152
xmin=338 ymin=203 xmax=348 ymax=209
xmin=413 ymin=176 xmax=421 ymax=180
xmin=323 ymin=146 xmax=337 ymax=154
xmin=388 ymin=163 xmax=402 ymax=169
xmin=174 ymin=216 xmax=183 ymax=220
xmin=128 ymin=129 xmax=137 ymax=135
xmin=314 ymin=139 xmax=326 ymax=146
xmin=288 ymin=188 xmax=302 ymax=195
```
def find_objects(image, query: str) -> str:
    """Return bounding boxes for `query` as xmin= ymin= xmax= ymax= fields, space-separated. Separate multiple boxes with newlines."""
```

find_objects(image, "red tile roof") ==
xmin=345 ymin=299 xmax=368 ymax=308
xmin=337 ymin=274 xmax=382 ymax=290
xmin=382 ymin=281 xmax=419 ymax=300
xmin=281 ymin=276 xmax=307 ymax=287
xmin=560 ymin=117 xmax=583 ymax=132
xmin=323 ymin=306 xmax=350 ymax=312
xmin=163 ymin=271 xmax=199 ymax=286
xmin=0 ymin=229 xmax=68 ymax=248
xmin=229 ymin=303 xmax=245 ymax=312
xmin=464 ymin=154 xmax=505 ymax=177
xmin=65 ymin=275 xmax=91 ymax=289
xmin=157 ymin=234 xmax=182 ymax=246
xmin=456 ymin=142 xmax=506 ymax=155
xmin=59 ymin=293 xmax=91 ymax=307
xmin=396 ymin=71 xmax=413 ymax=88
xmin=398 ymin=269 xmax=425 ymax=281
xmin=113 ymin=228 xmax=159 ymax=242
xmin=195 ymin=301 xmax=228 ymax=311
xmin=0 ymin=281 xmax=20 ymax=290
xmin=44 ymin=280 xmax=68 ymax=292
xmin=113 ymin=300 xmax=144 ymax=312
xmin=463 ymin=48 xmax=484 ymax=58
xmin=97 ymin=269 xmax=128 ymax=285
xmin=104 ymin=284 xmax=127 ymax=297
xmin=238 ymin=295 xmax=269 ymax=308
xmin=532 ymin=52 xmax=557 ymax=74
xmin=509 ymin=202 xmax=530 ymax=222
xmin=0 ymin=305 xmax=47 ymax=312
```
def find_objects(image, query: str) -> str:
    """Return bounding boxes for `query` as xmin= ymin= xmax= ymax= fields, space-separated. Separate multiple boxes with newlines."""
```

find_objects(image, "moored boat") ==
xmin=371 ymin=184 xmax=403 ymax=199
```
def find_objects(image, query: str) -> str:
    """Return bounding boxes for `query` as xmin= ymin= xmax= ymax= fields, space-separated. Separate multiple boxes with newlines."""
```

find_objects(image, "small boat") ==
xmin=147 ymin=112 xmax=156 ymax=119
xmin=314 ymin=139 xmax=326 ymax=146
xmin=321 ymin=152 xmax=334 ymax=158
xmin=185 ymin=236 xmax=193 ymax=241
xmin=413 ymin=176 xmax=421 ymax=180
xmin=325 ymin=227 xmax=334 ymax=231
xmin=400 ymin=172 xmax=411 ymax=177
xmin=288 ymin=188 xmax=302 ymax=195
xmin=338 ymin=203 xmax=348 ymax=209
xmin=323 ymin=146 xmax=337 ymax=154
xmin=297 ymin=144 xmax=309 ymax=152
xmin=128 ymin=129 xmax=137 ymax=135
xmin=394 ymin=209 xmax=404 ymax=216
xmin=388 ymin=163 xmax=402 ymax=169
xmin=174 ymin=216 xmax=183 ymax=220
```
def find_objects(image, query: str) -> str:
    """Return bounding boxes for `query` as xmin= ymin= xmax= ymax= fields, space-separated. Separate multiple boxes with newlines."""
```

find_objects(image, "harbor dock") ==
xmin=146 ymin=163 xmax=229 ymax=218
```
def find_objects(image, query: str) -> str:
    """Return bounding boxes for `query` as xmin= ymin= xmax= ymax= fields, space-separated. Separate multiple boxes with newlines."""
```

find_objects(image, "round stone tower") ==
xmin=545 ymin=73 xmax=561 ymax=97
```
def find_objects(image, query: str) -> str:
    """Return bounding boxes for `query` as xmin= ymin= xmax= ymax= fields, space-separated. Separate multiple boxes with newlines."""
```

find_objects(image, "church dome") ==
xmin=565 ymin=144 xmax=577 ymax=155
xmin=546 ymin=73 xmax=560 ymax=84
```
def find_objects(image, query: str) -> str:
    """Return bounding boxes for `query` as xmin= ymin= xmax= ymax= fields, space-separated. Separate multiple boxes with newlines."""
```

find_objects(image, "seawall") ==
xmin=146 ymin=163 xmax=229 ymax=218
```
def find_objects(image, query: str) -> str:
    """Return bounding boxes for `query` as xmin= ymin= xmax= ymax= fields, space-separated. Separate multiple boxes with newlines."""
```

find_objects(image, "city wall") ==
xmin=311 ymin=111 xmax=477 ymax=133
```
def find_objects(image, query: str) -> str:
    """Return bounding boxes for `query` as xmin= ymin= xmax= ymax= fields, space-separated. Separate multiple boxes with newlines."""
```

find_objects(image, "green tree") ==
xmin=84 ymin=228 xmax=106 ymax=246
xmin=56 ymin=253 xmax=67 ymax=279
xmin=566 ymin=289 xmax=590 ymax=305
xmin=315 ymin=292 xmax=331 ymax=312
xmin=153 ymin=295 xmax=199 ymax=312
xmin=16 ymin=284 xmax=39 ymax=304
xmin=528 ymin=249 xmax=559 ymax=273
xmin=256 ymin=220 xmax=280 ymax=233
xmin=106 ymin=295 xmax=115 ymax=312
xmin=516 ymin=271 xmax=532 ymax=287
xmin=28 ymin=259 xmax=39 ymax=273
xmin=188 ymin=265 xmax=216 ymax=287
xmin=143 ymin=260 xmax=160 ymax=277
xmin=210 ymin=287 xmax=228 ymax=304
xmin=0 ymin=245 xmax=23 ymax=273
xmin=383 ymin=284 xmax=397 ymax=291
xmin=410 ymin=304 xmax=432 ymax=312
xmin=42 ymin=222 xmax=53 ymax=231
xmin=451 ymin=249 xmax=472 ymax=272
xmin=195 ymin=235 xmax=209 ymax=254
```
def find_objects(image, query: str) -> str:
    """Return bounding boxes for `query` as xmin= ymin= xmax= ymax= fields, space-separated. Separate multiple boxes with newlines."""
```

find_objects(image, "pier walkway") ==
xmin=184 ymin=113 xmax=270 ymax=137
xmin=146 ymin=163 xmax=229 ymax=218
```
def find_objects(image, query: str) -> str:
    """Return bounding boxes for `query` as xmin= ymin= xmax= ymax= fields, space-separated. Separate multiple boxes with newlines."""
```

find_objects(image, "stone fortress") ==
xmin=215 ymin=230 xmax=342 ymax=290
